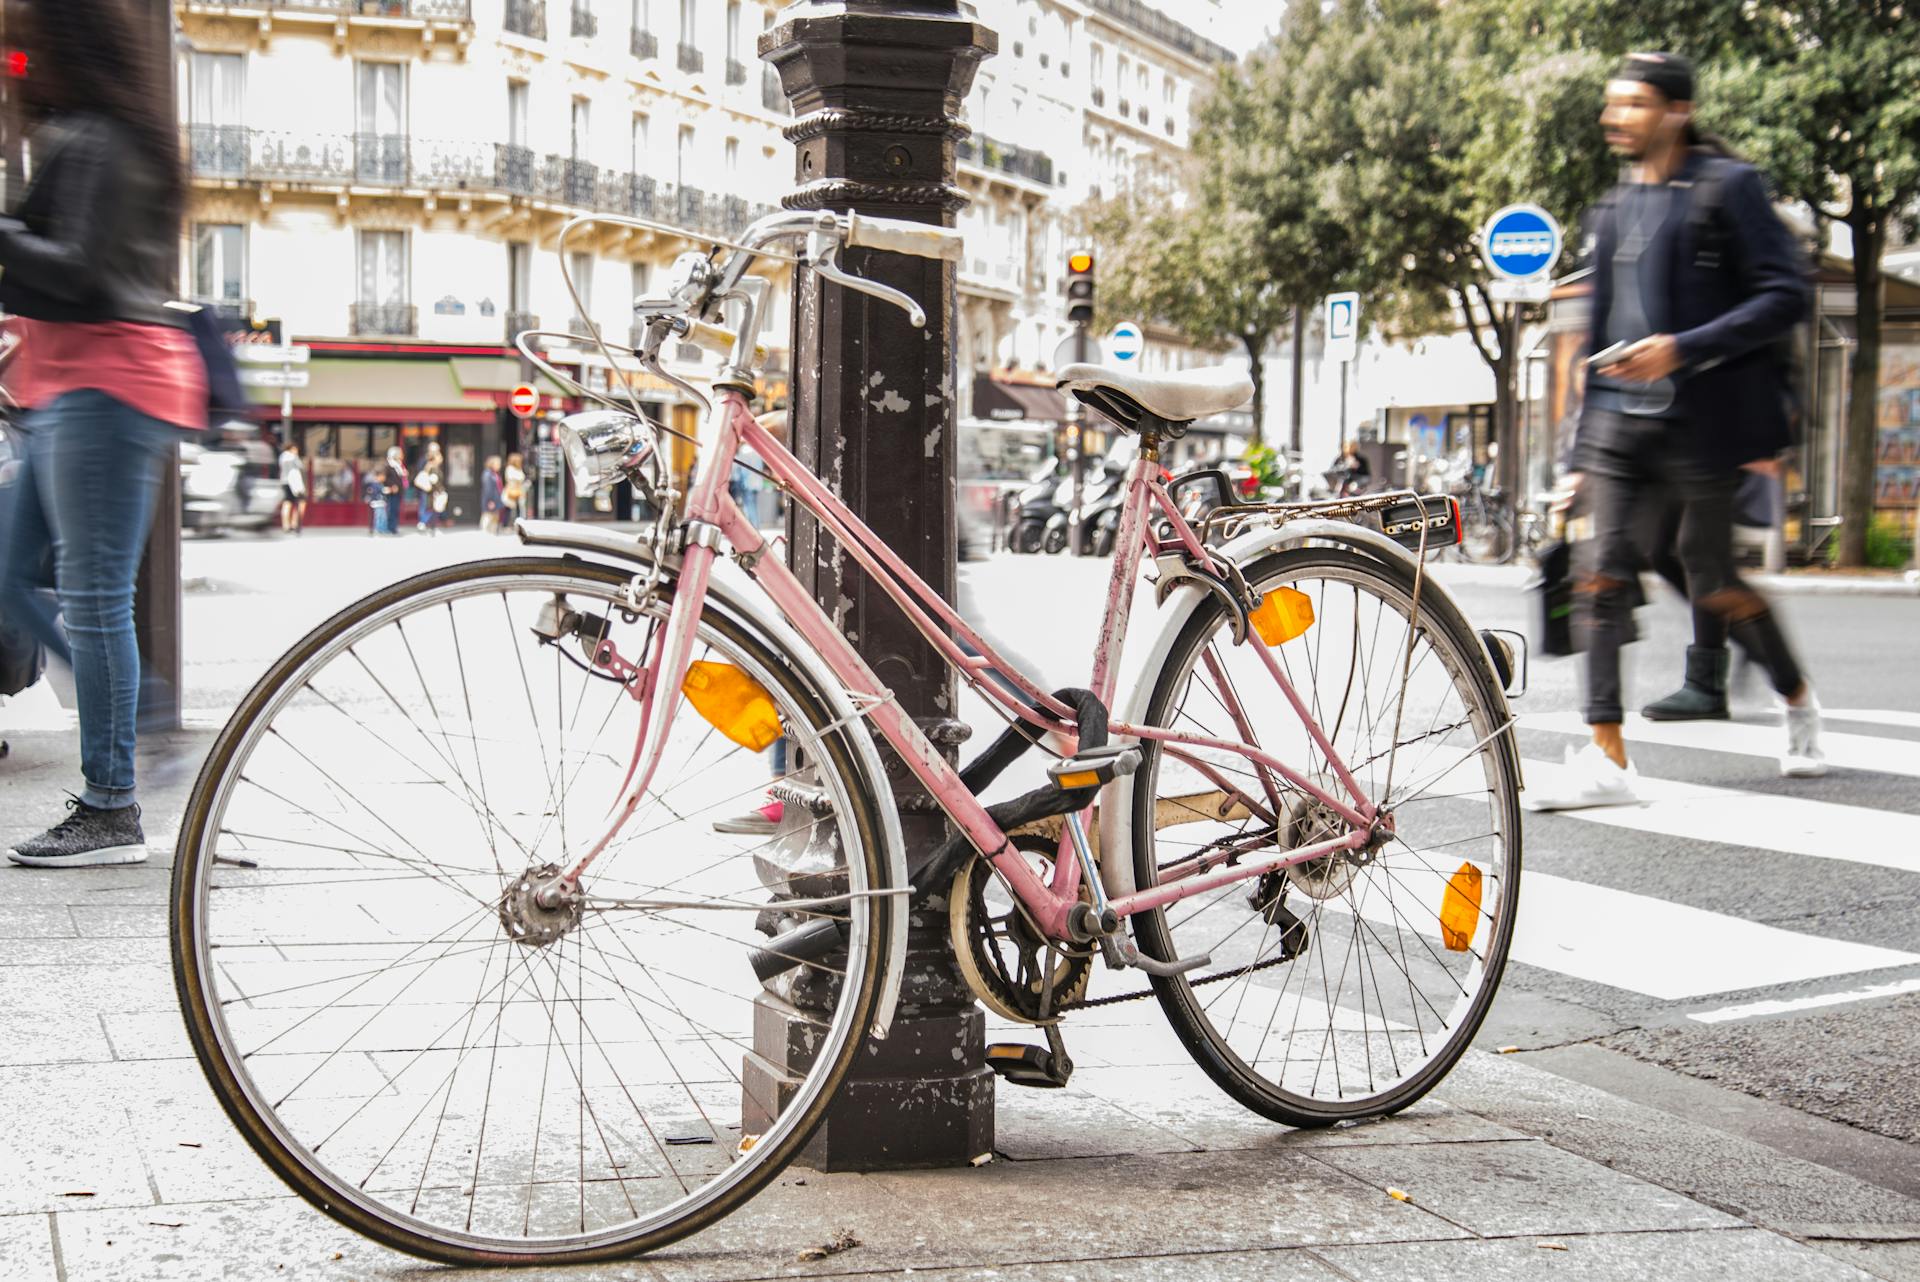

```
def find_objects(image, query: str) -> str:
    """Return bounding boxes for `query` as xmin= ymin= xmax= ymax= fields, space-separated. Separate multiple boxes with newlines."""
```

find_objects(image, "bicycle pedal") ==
xmin=986 ymin=1042 xmax=1073 ymax=1089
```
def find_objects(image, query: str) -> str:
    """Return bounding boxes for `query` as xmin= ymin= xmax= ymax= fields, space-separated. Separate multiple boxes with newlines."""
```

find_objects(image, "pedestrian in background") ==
xmin=480 ymin=454 xmax=504 ymax=534
xmin=503 ymin=451 xmax=526 ymax=525
xmin=278 ymin=440 xmax=306 ymax=535
xmin=414 ymin=440 xmax=445 ymax=534
xmin=379 ymin=445 xmax=407 ymax=535
xmin=0 ymin=0 xmax=206 ymax=866
xmin=1530 ymin=52 xmax=1822 ymax=812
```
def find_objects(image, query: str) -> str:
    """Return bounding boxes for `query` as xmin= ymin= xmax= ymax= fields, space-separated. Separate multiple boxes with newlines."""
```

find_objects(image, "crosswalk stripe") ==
xmin=1821 ymin=709 xmax=1920 ymax=732
xmin=1518 ymin=758 xmax=1920 ymax=875
xmin=1358 ymin=850 xmax=1920 ymax=1001
xmin=1687 ymin=976 xmax=1920 ymax=1024
xmin=1519 ymin=710 xmax=1920 ymax=779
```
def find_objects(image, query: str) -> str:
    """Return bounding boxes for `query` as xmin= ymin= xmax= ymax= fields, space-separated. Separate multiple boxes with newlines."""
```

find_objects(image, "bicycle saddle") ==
xmin=1055 ymin=362 xmax=1254 ymax=432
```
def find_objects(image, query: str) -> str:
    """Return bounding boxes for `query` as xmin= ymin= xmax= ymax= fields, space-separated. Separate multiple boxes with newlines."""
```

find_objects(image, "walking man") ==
xmin=1529 ymin=51 xmax=1823 ymax=811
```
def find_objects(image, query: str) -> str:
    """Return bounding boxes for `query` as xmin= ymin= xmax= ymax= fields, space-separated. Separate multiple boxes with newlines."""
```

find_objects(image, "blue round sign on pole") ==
xmin=1106 ymin=321 xmax=1144 ymax=365
xmin=1481 ymin=203 xmax=1562 ymax=281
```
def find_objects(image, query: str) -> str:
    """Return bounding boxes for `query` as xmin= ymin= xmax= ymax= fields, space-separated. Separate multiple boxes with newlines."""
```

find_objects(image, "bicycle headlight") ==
xmin=557 ymin=410 xmax=643 ymax=496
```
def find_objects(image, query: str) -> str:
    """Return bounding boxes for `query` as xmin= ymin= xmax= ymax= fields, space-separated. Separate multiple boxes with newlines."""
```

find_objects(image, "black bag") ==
xmin=178 ymin=303 xmax=251 ymax=423
xmin=1533 ymin=538 xmax=1578 ymax=658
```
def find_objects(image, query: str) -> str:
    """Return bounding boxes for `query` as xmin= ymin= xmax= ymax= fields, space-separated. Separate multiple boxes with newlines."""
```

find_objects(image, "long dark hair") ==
xmin=15 ymin=0 xmax=185 ymax=224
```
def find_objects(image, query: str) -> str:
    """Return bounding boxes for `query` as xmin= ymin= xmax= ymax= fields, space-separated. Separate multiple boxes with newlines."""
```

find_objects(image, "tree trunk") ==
xmin=1241 ymin=331 xmax=1265 ymax=448
xmin=1491 ymin=305 xmax=1522 ymax=497
xmin=1289 ymin=308 xmax=1306 ymax=459
xmin=1838 ymin=213 xmax=1883 ymax=569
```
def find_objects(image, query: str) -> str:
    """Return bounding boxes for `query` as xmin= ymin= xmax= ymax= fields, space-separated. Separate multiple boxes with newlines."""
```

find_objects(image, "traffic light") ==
xmin=1066 ymin=249 xmax=1095 ymax=327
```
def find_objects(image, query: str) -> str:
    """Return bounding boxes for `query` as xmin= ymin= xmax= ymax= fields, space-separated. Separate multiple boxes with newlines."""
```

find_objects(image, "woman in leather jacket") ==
xmin=0 ymin=0 xmax=207 ymax=868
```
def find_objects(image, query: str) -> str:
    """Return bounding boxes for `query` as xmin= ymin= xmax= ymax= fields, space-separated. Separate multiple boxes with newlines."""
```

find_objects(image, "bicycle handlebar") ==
xmin=843 ymin=213 xmax=965 ymax=262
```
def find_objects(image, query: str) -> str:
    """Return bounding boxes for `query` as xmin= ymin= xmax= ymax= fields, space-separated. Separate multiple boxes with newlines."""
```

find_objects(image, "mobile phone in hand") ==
xmin=1586 ymin=340 xmax=1630 ymax=369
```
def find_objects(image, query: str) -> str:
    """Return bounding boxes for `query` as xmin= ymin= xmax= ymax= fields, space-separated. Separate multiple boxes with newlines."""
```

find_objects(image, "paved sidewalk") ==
xmin=2 ymin=723 xmax=1916 ymax=1281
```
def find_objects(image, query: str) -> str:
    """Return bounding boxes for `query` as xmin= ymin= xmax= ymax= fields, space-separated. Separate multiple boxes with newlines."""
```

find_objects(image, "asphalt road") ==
xmin=24 ymin=525 xmax=1916 ymax=1213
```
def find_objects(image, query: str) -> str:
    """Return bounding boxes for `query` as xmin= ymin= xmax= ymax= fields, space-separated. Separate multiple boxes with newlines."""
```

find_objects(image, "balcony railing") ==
xmin=956 ymin=134 xmax=1055 ymax=186
xmin=631 ymin=26 xmax=658 ymax=57
xmin=504 ymin=0 xmax=546 ymax=39
xmin=569 ymin=3 xmax=597 ymax=37
xmin=188 ymin=127 xmax=770 ymax=239
xmin=725 ymin=57 xmax=748 ymax=86
xmin=762 ymin=65 xmax=788 ymax=114
xmin=506 ymin=310 xmax=540 ymax=343
xmin=567 ymin=315 xmax=597 ymax=339
xmin=1086 ymin=0 xmax=1235 ymax=66
xmin=203 ymin=1 xmax=472 ymax=17
xmin=677 ymin=42 xmax=703 ymax=73
xmin=351 ymin=302 xmax=417 ymax=336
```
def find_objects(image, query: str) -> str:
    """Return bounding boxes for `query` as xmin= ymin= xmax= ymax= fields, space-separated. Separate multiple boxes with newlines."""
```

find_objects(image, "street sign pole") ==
xmin=1479 ymin=204 xmax=1563 ymax=501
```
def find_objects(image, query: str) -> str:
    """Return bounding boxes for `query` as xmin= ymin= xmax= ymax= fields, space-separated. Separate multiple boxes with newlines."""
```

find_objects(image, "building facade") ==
xmin=177 ymin=0 xmax=797 ymax=524
xmin=174 ymin=0 xmax=1250 ymax=525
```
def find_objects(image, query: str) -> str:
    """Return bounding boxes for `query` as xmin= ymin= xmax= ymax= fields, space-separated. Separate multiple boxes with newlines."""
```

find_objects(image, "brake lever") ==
xmin=809 ymin=242 xmax=927 ymax=328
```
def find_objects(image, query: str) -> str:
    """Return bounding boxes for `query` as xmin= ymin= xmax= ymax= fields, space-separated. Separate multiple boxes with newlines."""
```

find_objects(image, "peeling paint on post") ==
xmin=741 ymin=0 xmax=998 ymax=1171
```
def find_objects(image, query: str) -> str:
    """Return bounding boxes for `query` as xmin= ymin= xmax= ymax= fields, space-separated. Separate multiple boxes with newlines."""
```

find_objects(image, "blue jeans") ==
xmin=384 ymin=492 xmax=404 ymax=535
xmin=0 ymin=390 xmax=177 ymax=809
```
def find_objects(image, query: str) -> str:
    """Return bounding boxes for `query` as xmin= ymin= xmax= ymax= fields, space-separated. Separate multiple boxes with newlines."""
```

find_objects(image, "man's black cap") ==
xmin=1615 ymin=51 xmax=1695 ymax=103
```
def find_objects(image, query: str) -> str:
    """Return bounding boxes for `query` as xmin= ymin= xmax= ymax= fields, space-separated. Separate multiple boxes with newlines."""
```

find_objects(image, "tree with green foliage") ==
xmin=1077 ymin=187 xmax=1293 ymax=445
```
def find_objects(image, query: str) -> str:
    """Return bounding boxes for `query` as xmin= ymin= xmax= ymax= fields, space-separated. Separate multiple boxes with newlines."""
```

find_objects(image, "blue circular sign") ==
xmin=1107 ymin=321 xmax=1144 ymax=364
xmin=1481 ymin=204 xmax=1562 ymax=280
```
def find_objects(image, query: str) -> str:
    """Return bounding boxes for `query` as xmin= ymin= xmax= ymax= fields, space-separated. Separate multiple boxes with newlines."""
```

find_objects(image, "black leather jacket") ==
xmin=0 ymin=113 xmax=184 ymax=329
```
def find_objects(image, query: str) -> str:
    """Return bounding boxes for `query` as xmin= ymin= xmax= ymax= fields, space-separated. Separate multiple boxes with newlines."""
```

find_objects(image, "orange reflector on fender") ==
xmin=1440 ymin=862 xmax=1482 ymax=952
xmin=681 ymin=661 xmax=783 ymax=751
xmin=1250 ymin=587 xmax=1315 ymax=646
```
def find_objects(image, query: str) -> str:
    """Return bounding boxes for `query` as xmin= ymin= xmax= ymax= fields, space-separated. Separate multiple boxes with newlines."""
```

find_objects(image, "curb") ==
xmin=1750 ymin=573 xmax=1920 ymax=598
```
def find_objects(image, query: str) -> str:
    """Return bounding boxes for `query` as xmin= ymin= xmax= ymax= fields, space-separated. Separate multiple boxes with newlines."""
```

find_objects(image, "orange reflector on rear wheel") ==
xmin=681 ymin=661 xmax=783 ymax=751
xmin=1440 ymin=862 xmax=1482 ymax=952
xmin=1250 ymin=587 xmax=1315 ymax=646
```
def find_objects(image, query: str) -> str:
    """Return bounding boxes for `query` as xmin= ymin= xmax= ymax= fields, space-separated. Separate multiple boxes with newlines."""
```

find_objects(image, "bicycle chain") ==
xmin=1053 ymin=949 xmax=1304 ymax=1011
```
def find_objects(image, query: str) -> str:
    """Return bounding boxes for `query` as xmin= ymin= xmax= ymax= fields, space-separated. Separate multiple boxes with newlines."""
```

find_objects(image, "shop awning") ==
xmin=246 ymin=357 xmax=481 ymax=417
xmin=972 ymin=377 xmax=1068 ymax=423
xmin=449 ymin=357 xmax=575 ymax=398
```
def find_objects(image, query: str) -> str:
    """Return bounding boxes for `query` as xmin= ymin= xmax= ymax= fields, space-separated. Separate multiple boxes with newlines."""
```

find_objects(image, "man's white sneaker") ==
xmin=1781 ymin=692 xmax=1828 ymax=778
xmin=1523 ymin=742 xmax=1641 ymax=811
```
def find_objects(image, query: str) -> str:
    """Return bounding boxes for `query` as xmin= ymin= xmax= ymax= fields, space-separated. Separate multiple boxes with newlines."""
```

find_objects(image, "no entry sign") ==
xmin=509 ymin=384 xmax=540 ymax=419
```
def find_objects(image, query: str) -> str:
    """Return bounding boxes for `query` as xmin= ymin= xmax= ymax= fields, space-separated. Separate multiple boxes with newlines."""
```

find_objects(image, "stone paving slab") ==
xmin=1318 ymin=1228 xmax=1884 ymax=1281
xmin=1313 ymin=1139 xmax=1741 ymax=1237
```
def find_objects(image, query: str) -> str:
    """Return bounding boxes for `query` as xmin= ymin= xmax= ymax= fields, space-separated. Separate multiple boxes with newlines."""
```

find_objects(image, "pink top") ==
xmin=4 ymin=317 xmax=207 ymax=430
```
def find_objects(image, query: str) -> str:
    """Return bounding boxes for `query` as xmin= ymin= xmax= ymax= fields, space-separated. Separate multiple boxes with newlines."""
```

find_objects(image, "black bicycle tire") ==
xmin=170 ymin=555 xmax=897 ymax=1267
xmin=1013 ymin=519 xmax=1046 ymax=554
xmin=1130 ymin=545 xmax=1523 ymax=1127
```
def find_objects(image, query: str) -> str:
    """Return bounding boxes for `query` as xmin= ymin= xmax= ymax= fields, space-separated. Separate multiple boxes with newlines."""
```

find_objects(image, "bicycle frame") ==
xmin=568 ymin=388 xmax=1382 ymax=943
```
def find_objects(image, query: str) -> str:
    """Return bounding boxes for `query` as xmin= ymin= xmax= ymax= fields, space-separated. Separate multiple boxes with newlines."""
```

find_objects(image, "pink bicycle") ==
xmin=171 ymin=209 xmax=1522 ymax=1265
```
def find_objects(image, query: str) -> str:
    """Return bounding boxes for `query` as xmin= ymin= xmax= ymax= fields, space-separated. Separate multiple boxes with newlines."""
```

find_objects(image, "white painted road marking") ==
xmin=1520 ymin=710 xmax=1920 ymax=779
xmin=1349 ymin=848 xmax=1920 ymax=1002
xmin=1688 ymin=976 xmax=1920 ymax=1024
xmin=1519 ymin=758 xmax=1920 ymax=875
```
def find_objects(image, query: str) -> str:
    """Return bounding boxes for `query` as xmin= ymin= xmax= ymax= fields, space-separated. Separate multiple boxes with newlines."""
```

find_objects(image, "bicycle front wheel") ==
xmin=171 ymin=556 xmax=896 ymax=1265
xmin=1130 ymin=546 xmax=1521 ymax=1125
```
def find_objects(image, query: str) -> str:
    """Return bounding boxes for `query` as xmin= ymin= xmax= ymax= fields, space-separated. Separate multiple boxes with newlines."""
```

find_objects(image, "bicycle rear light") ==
xmin=1380 ymin=495 xmax=1462 ymax=551
xmin=681 ymin=661 xmax=783 ymax=751
xmin=1250 ymin=587 xmax=1315 ymax=646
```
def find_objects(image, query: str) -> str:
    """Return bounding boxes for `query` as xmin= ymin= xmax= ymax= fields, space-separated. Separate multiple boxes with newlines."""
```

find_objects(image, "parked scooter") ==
xmin=1044 ymin=454 xmax=1130 ymax=554
xmin=1008 ymin=460 xmax=1067 ymax=554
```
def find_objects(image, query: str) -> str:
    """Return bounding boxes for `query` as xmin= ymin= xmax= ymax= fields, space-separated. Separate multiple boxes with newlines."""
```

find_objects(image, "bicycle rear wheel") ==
xmin=1130 ymin=546 xmax=1521 ymax=1125
xmin=171 ymin=556 xmax=896 ymax=1265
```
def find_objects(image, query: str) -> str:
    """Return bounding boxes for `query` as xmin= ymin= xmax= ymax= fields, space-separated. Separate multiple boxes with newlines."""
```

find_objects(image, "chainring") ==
xmin=948 ymin=836 xmax=1093 ymax=1024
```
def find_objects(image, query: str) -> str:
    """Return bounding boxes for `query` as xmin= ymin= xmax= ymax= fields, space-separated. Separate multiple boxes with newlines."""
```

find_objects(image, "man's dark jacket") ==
xmin=1580 ymin=150 xmax=1809 ymax=471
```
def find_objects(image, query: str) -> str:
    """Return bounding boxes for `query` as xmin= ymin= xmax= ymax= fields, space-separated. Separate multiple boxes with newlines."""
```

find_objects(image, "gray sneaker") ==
xmin=7 ymin=797 xmax=149 ymax=867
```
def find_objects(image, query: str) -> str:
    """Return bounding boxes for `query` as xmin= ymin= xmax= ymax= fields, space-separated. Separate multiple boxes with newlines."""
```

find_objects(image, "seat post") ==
xmin=1138 ymin=425 xmax=1162 ymax=464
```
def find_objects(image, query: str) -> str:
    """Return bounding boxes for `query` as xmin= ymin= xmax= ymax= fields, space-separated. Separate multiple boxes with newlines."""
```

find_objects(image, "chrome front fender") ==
xmin=515 ymin=520 xmax=911 ymax=1040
